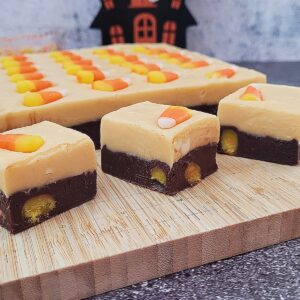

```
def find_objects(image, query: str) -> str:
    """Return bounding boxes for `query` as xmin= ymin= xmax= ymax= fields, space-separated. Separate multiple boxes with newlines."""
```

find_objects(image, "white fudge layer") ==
xmin=101 ymin=101 xmax=220 ymax=167
xmin=0 ymin=121 xmax=96 ymax=196
xmin=218 ymin=84 xmax=300 ymax=141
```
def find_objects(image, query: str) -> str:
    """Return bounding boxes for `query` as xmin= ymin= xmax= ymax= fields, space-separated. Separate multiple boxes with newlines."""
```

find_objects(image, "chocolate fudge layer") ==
xmin=102 ymin=145 xmax=217 ymax=195
xmin=219 ymin=126 xmax=298 ymax=165
xmin=0 ymin=121 xmax=97 ymax=233
xmin=101 ymin=102 xmax=220 ymax=194
xmin=218 ymin=84 xmax=300 ymax=165
xmin=0 ymin=171 xmax=96 ymax=233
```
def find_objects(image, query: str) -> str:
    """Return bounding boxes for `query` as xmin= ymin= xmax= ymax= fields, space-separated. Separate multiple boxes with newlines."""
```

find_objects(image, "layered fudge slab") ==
xmin=0 ymin=44 xmax=265 ymax=149
xmin=101 ymin=102 xmax=220 ymax=195
xmin=218 ymin=84 xmax=300 ymax=165
xmin=0 ymin=121 xmax=97 ymax=233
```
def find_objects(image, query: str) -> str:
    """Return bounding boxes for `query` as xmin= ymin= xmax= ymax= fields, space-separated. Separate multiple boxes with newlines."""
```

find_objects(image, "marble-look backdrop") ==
xmin=0 ymin=0 xmax=299 ymax=61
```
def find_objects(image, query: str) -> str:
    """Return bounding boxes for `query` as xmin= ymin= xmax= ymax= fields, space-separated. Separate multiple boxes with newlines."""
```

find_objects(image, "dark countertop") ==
xmin=90 ymin=62 xmax=300 ymax=300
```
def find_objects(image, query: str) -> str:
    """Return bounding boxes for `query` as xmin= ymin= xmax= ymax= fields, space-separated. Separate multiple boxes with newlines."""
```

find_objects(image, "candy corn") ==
xmin=23 ymin=90 xmax=67 ymax=107
xmin=16 ymin=80 xmax=54 ymax=93
xmin=92 ymin=78 xmax=130 ymax=92
xmin=148 ymin=48 xmax=168 ymax=55
xmin=124 ymin=54 xmax=139 ymax=62
xmin=2 ymin=60 xmax=33 ymax=69
xmin=132 ymin=46 xmax=151 ymax=54
xmin=6 ymin=65 xmax=38 ymax=76
xmin=0 ymin=134 xmax=44 ymax=153
xmin=220 ymin=129 xmax=238 ymax=155
xmin=65 ymin=64 xmax=98 ymax=75
xmin=147 ymin=71 xmax=179 ymax=84
xmin=206 ymin=67 xmax=237 ymax=79
xmin=240 ymin=85 xmax=263 ymax=101
xmin=77 ymin=70 xmax=105 ymax=83
xmin=62 ymin=59 xmax=93 ymax=69
xmin=93 ymin=48 xmax=116 ymax=55
xmin=181 ymin=60 xmax=210 ymax=69
xmin=10 ymin=72 xmax=44 ymax=83
xmin=0 ymin=55 xmax=27 ymax=63
xmin=132 ymin=63 xmax=161 ymax=75
xmin=162 ymin=53 xmax=191 ymax=64
xmin=158 ymin=106 xmax=192 ymax=129
xmin=109 ymin=55 xmax=126 ymax=65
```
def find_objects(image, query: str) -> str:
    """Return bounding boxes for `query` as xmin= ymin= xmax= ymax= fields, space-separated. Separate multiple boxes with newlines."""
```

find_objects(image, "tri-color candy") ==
xmin=2 ymin=60 xmax=33 ymax=69
xmin=206 ymin=67 xmax=237 ymax=79
xmin=0 ymin=134 xmax=44 ymax=153
xmin=147 ymin=71 xmax=179 ymax=83
xmin=23 ymin=90 xmax=67 ymax=107
xmin=92 ymin=78 xmax=130 ymax=91
xmin=0 ymin=55 xmax=27 ymax=63
xmin=6 ymin=65 xmax=38 ymax=76
xmin=77 ymin=70 xmax=106 ymax=83
xmin=16 ymin=80 xmax=54 ymax=93
xmin=10 ymin=72 xmax=45 ymax=83
xmin=181 ymin=60 xmax=210 ymax=69
xmin=132 ymin=62 xmax=161 ymax=75
xmin=158 ymin=106 xmax=192 ymax=129
xmin=240 ymin=85 xmax=264 ymax=101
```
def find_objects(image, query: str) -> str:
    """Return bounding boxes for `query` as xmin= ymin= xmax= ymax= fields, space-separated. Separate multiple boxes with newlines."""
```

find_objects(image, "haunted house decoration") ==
xmin=91 ymin=0 xmax=197 ymax=48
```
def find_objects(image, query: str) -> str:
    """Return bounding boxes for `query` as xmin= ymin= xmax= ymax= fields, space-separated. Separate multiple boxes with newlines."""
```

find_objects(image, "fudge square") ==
xmin=218 ymin=83 xmax=300 ymax=165
xmin=101 ymin=102 xmax=220 ymax=195
xmin=0 ymin=121 xmax=97 ymax=233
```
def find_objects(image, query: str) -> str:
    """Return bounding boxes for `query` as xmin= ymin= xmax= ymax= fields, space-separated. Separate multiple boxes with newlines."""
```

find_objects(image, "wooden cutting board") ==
xmin=0 ymin=152 xmax=300 ymax=300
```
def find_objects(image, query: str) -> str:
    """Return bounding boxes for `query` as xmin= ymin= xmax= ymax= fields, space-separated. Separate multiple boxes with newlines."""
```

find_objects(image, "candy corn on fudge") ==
xmin=0 ymin=121 xmax=97 ymax=233
xmin=101 ymin=102 xmax=220 ymax=195
xmin=0 ymin=44 xmax=265 ymax=148
xmin=218 ymin=84 xmax=300 ymax=165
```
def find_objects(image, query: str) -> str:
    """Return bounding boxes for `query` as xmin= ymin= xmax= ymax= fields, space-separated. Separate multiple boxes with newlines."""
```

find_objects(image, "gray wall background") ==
xmin=1 ymin=0 xmax=299 ymax=61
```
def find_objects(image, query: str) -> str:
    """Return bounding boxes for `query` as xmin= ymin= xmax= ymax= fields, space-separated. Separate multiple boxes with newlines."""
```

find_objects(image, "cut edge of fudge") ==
xmin=217 ymin=84 xmax=300 ymax=165
xmin=101 ymin=144 xmax=217 ymax=195
xmin=0 ymin=121 xmax=97 ymax=233
xmin=101 ymin=102 xmax=220 ymax=195
xmin=218 ymin=126 xmax=299 ymax=166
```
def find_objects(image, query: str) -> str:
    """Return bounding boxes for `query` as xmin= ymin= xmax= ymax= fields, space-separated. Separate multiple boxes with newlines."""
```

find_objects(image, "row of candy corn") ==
xmin=93 ymin=48 xmax=183 ymax=82
xmin=93 ymin=48 xmax=162 ymax=75
xmin=1 ymin=54 xmax=68 ymax=107
xmin=51 ymin=50 xmax=108 ymax=84
xmin=132 ymin=46 xmax=213 ymax=69
xmin=95 ymin=47 xmax=238 ymax=79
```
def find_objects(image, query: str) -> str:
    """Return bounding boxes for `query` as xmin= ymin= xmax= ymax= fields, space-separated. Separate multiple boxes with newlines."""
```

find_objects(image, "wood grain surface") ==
xmin=0 ymin=152 xmax=299 ymax=300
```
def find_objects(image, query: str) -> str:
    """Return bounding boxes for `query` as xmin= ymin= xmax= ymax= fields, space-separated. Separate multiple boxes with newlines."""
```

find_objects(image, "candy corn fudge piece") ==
xmin=101 ymin=102 xmax=219 ymax=195
xmin=218 ymin=84 xmax=300 ymax=165
xmin=0 ymin=121 xmax=97 ymax=233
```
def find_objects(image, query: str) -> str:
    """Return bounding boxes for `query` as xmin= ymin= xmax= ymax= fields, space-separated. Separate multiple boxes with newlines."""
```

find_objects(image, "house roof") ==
xmin=91 ymin=0 xmax=197 ymax=29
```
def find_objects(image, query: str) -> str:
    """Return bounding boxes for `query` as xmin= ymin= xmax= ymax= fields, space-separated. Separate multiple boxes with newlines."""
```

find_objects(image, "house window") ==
xmin=130 ymin=0 xmax=156 ymax=8
xmin=110 ymin=25 xmax=125 ymax=43
xmin=162 ymin=21 xmax=177 ymax=45
xmin=171 ymin=0 xmax=181 ymax=9
xmin=134 ymin=13 xmax=157 ymax=43
xmin=103 ymin=0 xmax=114 ymax=10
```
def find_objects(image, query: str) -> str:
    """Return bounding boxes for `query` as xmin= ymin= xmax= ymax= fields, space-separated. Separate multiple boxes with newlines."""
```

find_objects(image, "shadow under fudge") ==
xmin=101 ymin=144 xmax=218 ymax=196
xmin=218 ymin=126 xmax=299 ymax=166
xmin=71 ymin=104 xmax=218 ymax=150
xmin=0 ymin=171 xmax=97 ymax=234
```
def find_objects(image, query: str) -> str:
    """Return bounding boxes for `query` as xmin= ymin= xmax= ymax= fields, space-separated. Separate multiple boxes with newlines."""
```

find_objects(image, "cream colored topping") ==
xmin=0 ymin=121 xmax=96 ymax=196
xmin=0 ymin=44 xmax=265 ymax=132
xmin=218 ymin=83 xmax=300 ymax=141
xmin=101 ymin=101 xmax=220 ymax=167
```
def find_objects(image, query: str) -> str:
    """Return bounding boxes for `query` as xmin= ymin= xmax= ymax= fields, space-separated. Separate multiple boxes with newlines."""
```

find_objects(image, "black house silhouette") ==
xmin=91 ymin=0 xmax=197 ymax=47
